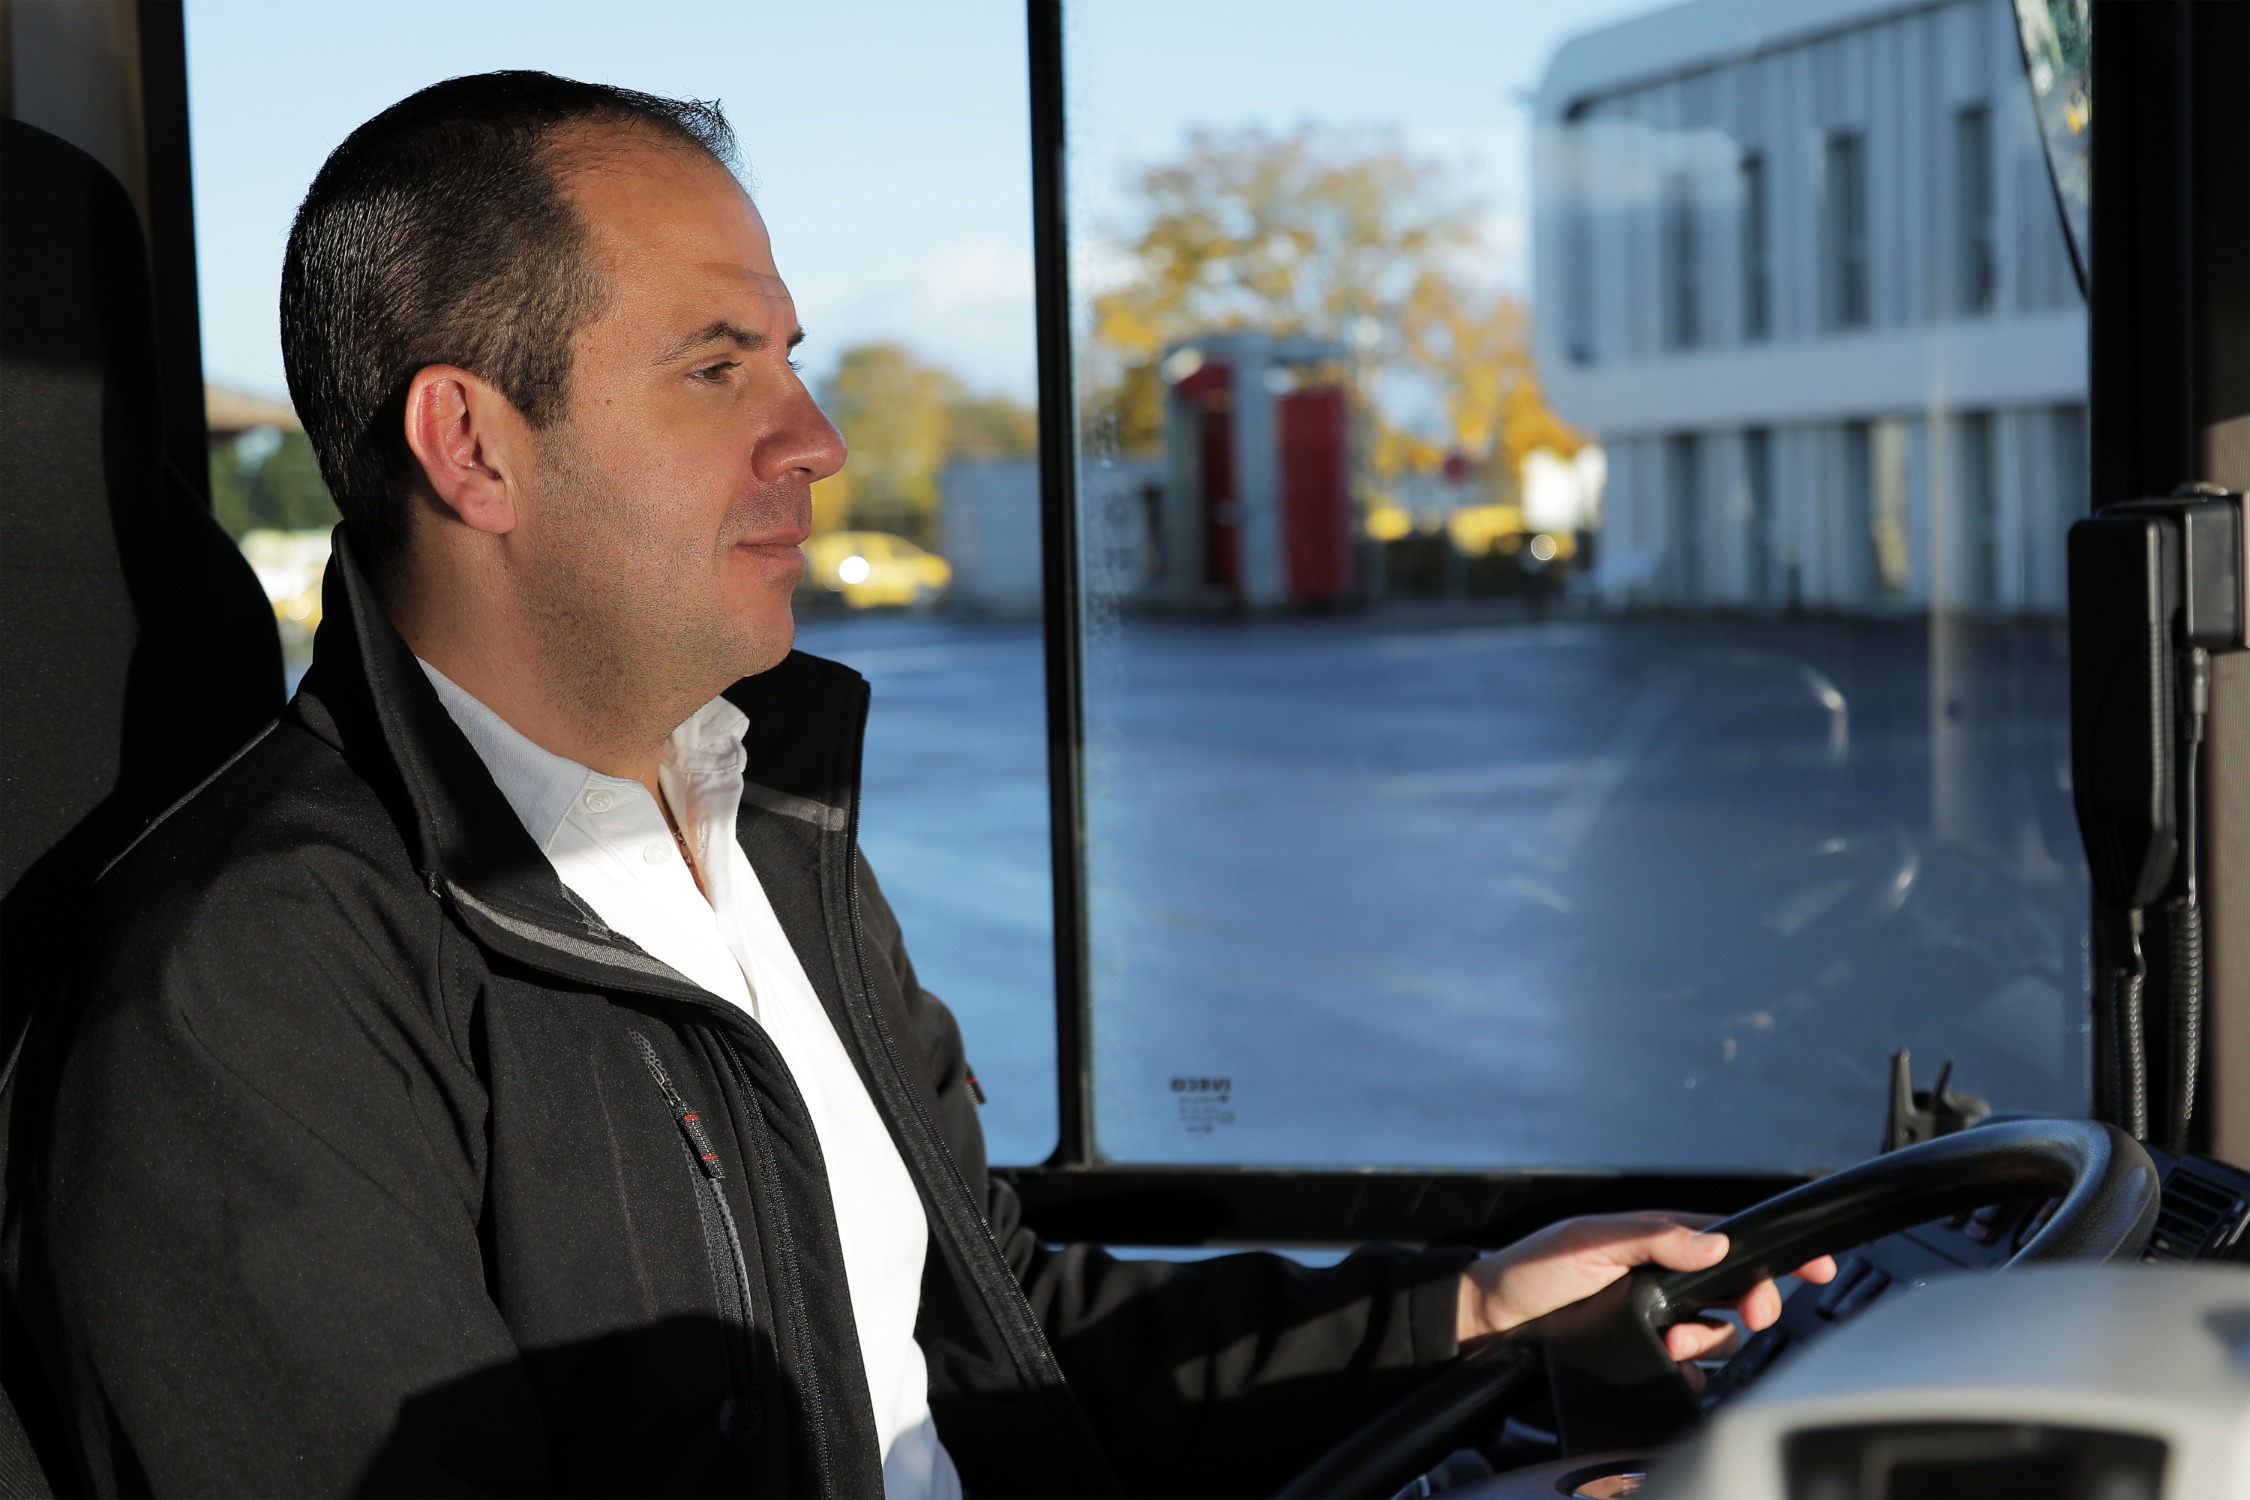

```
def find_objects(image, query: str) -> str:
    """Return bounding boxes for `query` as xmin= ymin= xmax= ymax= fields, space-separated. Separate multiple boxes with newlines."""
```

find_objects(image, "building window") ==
xmin=2030 ymin=404 xmax=2087 ymax=608
xmin=1740 ymin=152 xmax=1769 ymax=341
xmin=1566 ymin=200 xmax=1596 ymax=364
xmin=1668 ymin=432 xmax=1703 ymax=597
xmin=1871 ymin=419 xmax=1911 ymax=599
xmin=2053 ymin=404 xmax=2087 ymax=516
xmin=1961 ymin=412 xmax=2000 ymax=604
xmin=1665 ymin=173 xmax=1699 ymax=349
xmin=1823 ymin=132 xmax=1870 ymax=329
xmin=1955 ymin=105 xmax=1995 ymax=314
xmin=1842 ymin=421 xmax=1875 ymax=595
xmin=1744 ymin=427 xmax=1773 ymax=601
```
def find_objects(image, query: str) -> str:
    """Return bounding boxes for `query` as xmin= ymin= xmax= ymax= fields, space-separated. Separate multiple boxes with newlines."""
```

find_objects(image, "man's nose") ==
xmin=755 ymin=383 xmax=847 ymax=486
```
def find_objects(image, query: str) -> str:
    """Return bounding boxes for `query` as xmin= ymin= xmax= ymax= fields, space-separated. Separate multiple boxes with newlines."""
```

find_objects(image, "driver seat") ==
xmin=0 ymin=115 xmax=286 ymax=1498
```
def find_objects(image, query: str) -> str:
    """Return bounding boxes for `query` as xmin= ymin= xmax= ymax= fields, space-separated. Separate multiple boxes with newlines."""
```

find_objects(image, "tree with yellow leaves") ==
xmin=1087 ymin=125 xmax=1579 ymax=503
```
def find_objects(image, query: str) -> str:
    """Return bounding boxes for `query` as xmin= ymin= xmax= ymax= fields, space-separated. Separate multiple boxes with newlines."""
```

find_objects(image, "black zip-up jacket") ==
xmin=5 ymin=536 xmax=1473 ymax=1498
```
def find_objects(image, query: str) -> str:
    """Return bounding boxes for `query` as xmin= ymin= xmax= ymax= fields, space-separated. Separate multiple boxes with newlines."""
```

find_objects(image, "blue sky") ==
xmin=186 ymin=0 xmax=1652 ymax=405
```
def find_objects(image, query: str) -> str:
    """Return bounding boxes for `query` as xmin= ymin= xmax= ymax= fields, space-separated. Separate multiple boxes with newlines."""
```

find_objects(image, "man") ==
xmin=8 ymin=73 xmax=1824 ymax=1497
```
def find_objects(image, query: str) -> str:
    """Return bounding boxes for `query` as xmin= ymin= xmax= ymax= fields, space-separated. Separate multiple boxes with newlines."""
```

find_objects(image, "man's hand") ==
xmin=1456 ymin=1214 xmax=1837 ymax=1389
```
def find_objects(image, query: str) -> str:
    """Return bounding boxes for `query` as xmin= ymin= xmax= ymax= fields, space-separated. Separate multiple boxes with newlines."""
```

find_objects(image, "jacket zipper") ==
xmin=436 ymin=720 xmax=1103 ymax=1489
xmin=444 ymin=884 xmax=846 ymax=1494
xmin=711 ymin=1028 xmax=836 ymax=1499
xmin=832 ymin=704 xmax=1116 ymax=1493
xmin=627 ymin=1029 xmax=761 ymax=1443
xmin=843 ymin=857 xmax=1030 ymax=1306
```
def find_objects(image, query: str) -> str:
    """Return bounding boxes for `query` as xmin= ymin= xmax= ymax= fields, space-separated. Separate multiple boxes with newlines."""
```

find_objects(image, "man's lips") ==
xmin=731 ymin=530 xmax=810 ymax=557
xmin=734 ymin=541 xmax=804 ymax=568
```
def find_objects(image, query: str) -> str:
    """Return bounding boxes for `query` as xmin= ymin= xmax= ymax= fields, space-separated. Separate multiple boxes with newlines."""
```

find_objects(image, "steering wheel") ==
xmin=1276 ymin=1117 xmax=2161 ymax=1500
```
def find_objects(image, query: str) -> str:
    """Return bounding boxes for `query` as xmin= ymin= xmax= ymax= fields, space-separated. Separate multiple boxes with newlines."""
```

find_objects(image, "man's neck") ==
xmin=381 ymin=561 xmax=691 ymax=803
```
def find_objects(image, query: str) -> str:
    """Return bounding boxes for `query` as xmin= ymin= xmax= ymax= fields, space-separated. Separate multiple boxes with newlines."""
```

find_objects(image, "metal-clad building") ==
xmin=941 ymin=459 xmax=1045 ymax=615
xmin=1533 ymin=0 xmax=2086 ymax=616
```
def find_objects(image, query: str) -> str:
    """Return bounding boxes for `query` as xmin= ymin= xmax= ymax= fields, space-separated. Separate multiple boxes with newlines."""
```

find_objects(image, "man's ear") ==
xmin=401 ymin=365 xmax=526 ymax=536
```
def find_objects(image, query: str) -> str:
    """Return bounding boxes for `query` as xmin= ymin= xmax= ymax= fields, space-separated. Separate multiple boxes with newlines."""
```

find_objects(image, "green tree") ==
xmin=210 ymin=428 xmax=341 ymax=539
xmin=817 ymin=344 xmax=1037 ymax=545
xmin=1087 ymin=124 xmax=1580 ymax=490
xmin=945 ymin=391 xmax=1040 ymax=460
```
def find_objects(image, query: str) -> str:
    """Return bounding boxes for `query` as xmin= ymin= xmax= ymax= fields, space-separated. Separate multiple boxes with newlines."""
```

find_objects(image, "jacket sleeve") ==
xmin=987 ymin=1183 xmax=1474 ymax=1497
xmin=856 ymin=856 xmax=1475 ymax=1498
xmin=19 ymin=852 xmax=542 ymax=1498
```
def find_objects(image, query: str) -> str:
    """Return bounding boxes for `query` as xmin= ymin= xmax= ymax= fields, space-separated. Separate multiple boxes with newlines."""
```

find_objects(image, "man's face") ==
xmin=514 ymin=132 xmax=844 ymax=708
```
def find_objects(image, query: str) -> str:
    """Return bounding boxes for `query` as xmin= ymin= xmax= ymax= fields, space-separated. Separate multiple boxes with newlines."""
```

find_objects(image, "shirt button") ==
xmin=583 ymin=787 xmax=615 ymax=813
xmin=643 ymin=841 xmax=672 ymax=865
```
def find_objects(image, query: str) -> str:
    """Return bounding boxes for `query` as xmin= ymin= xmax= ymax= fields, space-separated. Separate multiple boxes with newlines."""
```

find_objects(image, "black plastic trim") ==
xmin=2086 ymin=0 xmax=2250 ymax=1156
xmin=1027 ymin=0 xmax=1093 ymax=1169
xmin=994 ymin=1165 xmax=1811 ymax=1248
xmin=136 ymin=0 xmax=211 ymax=504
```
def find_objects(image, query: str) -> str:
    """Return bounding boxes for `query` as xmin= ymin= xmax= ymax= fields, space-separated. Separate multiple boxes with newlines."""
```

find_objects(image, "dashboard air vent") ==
xmin=2144 ymin=1157 xmax=2250 ymax=1264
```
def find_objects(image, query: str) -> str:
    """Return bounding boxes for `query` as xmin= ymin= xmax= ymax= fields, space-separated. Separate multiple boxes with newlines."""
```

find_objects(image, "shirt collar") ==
xmin=672 ymin=694 xmax=752 ymax=778
xmin=416 ymin=660 xmax=596 ymax=852
xmin=416 ymin=659 xmax=754 ymax=853
xmin=296 ymin=529 xmax=864 ymax=1005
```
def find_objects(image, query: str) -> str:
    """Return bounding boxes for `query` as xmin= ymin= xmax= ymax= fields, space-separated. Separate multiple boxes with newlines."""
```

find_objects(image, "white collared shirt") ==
xmin=419 ymin=661 xmax=959 ymax=1500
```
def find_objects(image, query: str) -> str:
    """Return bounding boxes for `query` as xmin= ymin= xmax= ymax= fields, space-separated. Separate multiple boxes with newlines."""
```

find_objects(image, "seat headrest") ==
xmin=0 ymin=115 xmax=283 ymax=1012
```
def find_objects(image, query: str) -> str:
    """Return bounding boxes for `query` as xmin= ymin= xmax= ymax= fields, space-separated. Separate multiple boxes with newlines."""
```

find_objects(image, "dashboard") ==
xmin=1456 ymin=1146 xmax=2250 ymax=1500
xmin=1700 ymin=1145 xmax=2250 ymax=1412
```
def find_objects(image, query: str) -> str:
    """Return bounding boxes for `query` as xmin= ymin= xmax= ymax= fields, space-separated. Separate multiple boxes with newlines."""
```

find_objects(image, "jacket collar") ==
xmin=300 ymin=526 xmax=872 ymax=993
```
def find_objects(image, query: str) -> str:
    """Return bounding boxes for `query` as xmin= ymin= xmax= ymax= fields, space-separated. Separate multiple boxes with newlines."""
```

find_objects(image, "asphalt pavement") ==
xmin=794 ymin=609 xmax=2087 ymax=1174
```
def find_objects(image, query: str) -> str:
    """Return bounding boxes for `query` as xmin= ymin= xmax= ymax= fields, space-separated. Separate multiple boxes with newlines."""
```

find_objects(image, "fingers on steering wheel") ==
xmin=1638 ymin=1222 xmax=1730 ymax=1272
xmin=1663 ymin=1316 xmax=1741 ymax=1364
xmin=1733 ymin=1278 xmax=1784 ymax=1332
xmin=1795 ymin=1254 xmax=1841 ymax=1284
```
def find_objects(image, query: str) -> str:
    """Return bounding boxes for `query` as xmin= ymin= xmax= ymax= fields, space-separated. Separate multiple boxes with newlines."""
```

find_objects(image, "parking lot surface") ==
xmin=797 ymin=610 xmax=2086 ymax=1172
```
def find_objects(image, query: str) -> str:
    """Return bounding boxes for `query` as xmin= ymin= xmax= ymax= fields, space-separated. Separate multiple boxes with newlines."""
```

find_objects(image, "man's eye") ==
xmin=692 ymin=361 xmax=739 ymax=383
xmin=789 ymin=357 xmax=804 ymax=374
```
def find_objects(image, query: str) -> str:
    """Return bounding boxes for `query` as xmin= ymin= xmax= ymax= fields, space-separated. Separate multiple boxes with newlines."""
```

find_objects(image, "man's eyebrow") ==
xmin=657 ymin=322 xmax=808 ymax=363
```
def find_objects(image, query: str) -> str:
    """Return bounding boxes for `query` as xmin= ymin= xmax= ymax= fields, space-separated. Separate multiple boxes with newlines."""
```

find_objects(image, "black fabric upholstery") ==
xmin=0 ymin=116 xmax=282 ymax=1039
xmin=0 ymin=115 xmax=284 ymax=1497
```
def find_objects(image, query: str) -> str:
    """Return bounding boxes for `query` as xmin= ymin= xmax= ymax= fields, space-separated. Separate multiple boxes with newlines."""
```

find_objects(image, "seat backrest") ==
xmin=0 ymin=115 xmax=283 ymax=1049
xmin=0 ymin=114 xmax=285 ymax=1497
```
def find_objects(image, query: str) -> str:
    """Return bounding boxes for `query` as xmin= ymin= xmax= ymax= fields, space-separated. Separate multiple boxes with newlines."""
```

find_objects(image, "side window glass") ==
xmin=186 ymin=0 xmax=1059 ymax=1162
xmin=1063 ymin=0 xmax=2089 ymax=1170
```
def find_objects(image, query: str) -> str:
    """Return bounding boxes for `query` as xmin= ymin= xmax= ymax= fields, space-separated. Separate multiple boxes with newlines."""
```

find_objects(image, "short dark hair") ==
xmin=280 ymin=71 xmax=737 ymax=570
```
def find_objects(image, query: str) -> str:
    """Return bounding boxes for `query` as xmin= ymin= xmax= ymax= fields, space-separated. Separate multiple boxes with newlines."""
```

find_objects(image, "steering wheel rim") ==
xmin=1648 ymin=1115 xmax=2160 ymax=1315
xmin=1275 ymin=1118 xmax=2160 ymax=1500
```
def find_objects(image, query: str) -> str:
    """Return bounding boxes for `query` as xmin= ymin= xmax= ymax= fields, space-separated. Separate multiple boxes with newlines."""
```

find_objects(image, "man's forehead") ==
xmin=559 ymin=142 xmax=799 ymax=337
xmin=643 ymin=269 xmax=801 ymax=364
xmin=691 ymin=265 xmax=798 ymax=330
xmin=561 ymin=134 xmax=766 ymax=259
xmin=684 ymin=261 xmax=793 ymax=308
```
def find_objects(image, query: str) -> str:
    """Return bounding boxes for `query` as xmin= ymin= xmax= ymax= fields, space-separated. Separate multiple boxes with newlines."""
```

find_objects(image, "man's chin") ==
xmin=719 ymin=597 xmax=798 ymax=681
xmin=754 ymin=603 xmax=798 ymax=675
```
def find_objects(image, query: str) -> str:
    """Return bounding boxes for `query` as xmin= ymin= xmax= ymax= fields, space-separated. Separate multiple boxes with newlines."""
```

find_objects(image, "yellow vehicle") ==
xmin=800 ymin=530 xmax=952 ymax=610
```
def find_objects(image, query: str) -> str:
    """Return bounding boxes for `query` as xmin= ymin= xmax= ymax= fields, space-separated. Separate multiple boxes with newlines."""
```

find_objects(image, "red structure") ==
xmin=1176 ymin=360 xmax=1241 ymax=595
xmin=1160 ymin=334 xmax=1354 ymax=608
xmin=1279 ymin=386 xmax=1350 ymax=600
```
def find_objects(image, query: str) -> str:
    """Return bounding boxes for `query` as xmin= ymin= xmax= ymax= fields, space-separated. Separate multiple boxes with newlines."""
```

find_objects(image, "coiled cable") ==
xmin=2117 ymin=910 xmax=2149 ymax=1143
xmin=2164 ymin=646 xmax=2210 ymax=1155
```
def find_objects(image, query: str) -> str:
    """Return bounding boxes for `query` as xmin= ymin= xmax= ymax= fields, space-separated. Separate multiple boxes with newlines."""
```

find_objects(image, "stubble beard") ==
xmin=518 ymin=432 xmax=786 ymax=759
